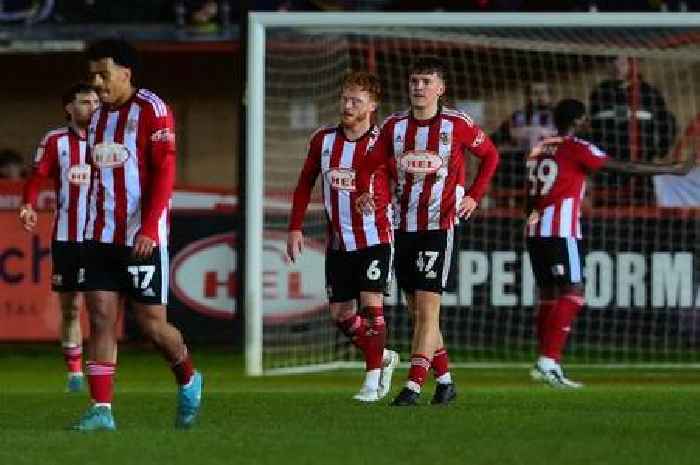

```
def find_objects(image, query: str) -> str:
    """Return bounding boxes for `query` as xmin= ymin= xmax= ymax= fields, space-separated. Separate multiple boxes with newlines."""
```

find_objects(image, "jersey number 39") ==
xmin=527 ymin=158 xmax=558 ymax=196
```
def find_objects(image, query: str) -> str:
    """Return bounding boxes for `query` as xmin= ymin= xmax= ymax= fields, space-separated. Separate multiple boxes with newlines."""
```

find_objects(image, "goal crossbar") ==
xmin=246 ymin=12 xmax=700 ymax=376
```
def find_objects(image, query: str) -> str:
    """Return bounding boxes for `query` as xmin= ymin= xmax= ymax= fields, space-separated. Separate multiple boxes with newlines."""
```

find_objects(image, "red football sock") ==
xmin=407 ymin=354 xmax=431 ymax=388
xmin=536 ymin=300 xmax=556 ymax=357
xmin=362 ymin=306 xmax=386 ymax=371
xmin=431 ymin=347 xmax=450 ymax=378
xmin=63 ymin=344 xmax=83 ymax=375
xmin=86 ymin=361 xmax=116 ymax=404
xmin=171 ymin=346 xmax=195 ymax=386
xmin=337 ymin=314 xmax=368 ymax=352
xmin=542 ymin=293 xmax=584 ymax=362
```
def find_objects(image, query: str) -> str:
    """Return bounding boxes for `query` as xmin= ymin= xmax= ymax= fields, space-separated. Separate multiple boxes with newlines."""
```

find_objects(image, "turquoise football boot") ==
xmin=175 ymin=371 xmax=203 ymax=429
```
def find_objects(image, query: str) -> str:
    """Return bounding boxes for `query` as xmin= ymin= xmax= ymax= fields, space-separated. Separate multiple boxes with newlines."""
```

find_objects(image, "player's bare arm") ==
xmin=286 ymin=229 xmax=304 ymax=263
xmin=603 ymin=156 xmax=694 ymax=176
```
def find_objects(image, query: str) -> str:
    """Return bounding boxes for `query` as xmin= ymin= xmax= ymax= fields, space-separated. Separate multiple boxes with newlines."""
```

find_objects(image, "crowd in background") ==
xmin=0 ymin=1 xmax=697 ymax=205
xmin=0 ymin=1 xmax=698 ymax=26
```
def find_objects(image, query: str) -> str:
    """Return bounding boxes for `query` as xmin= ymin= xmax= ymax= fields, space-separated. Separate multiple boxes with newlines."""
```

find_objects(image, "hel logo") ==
xmin=93 ymin=142 xmax=130 ymax=168
xmin=68 ymin=164 xmax=91 ymax=185
xmin=400 ymin=150 xmax=443 ymax=174
xmin=151 ymin=128 xmax=175 ymax=144
xmin=328 ymin=169 xmax=356 ymax=191
xmin=472 ymin=130 xmax=485 ymax=148
xmin=170 ymin=231 xmax=326 ymax=323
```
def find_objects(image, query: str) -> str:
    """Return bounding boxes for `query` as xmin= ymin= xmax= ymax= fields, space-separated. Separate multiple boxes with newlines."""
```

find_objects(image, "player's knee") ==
xmin=135 ymin=313 xmax=166 ymax=341
xmin=89 ymin=311 xmax=115 ymax=333
xmin=61 ymin=305 xmax=80 ymax=321
xmin=330 ymin=302 xmax=355 ymax=322
xmin=414 ymin=307 xmax=438 ymax=327
xmin=60 ymin=293 xmax=82 ymax=320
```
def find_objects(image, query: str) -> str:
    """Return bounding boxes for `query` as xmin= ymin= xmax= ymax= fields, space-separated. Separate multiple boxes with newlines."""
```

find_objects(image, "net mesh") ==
xmin=261 ymin=25 xmax=700 ymax=372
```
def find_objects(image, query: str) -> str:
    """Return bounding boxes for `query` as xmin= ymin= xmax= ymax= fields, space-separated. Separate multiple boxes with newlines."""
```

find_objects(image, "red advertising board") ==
xmin=0 ymin=211 xmax=86 ymax=340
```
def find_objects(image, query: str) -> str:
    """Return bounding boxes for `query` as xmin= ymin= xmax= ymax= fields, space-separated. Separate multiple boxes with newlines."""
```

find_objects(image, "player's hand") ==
xmin=526 ymin=210 xmax=540 ymax=226
xmin=286 ymin=230 xmax=303 ymax=263
xmin=18 ymin=204 xmax=37 ymax=231
xmin=132 ymin=234 xmax=156 ymax=260
xmin=355 ymin=192 xmax=375 ymax=215
xmin=457 ymin=196 xmax=478 ymax=219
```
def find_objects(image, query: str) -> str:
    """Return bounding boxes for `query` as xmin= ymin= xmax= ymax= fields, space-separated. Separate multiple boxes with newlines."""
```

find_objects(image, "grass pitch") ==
xmin=1 ymin=346 xmax=699 ymax=465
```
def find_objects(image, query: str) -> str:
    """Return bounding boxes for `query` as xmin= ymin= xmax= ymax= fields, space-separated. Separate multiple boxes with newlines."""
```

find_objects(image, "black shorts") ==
xmin=51 ymin=241 xmax=85 ymax=293
xmin=82 ymin=241 xmax=168 ymax=305
xmin=325 ymin=243 xmax=393 ymax=303
xmin=394 ymin=229 xmax=455 ymax=294
xmin=527 ymin=237 xmax=583 ymax=288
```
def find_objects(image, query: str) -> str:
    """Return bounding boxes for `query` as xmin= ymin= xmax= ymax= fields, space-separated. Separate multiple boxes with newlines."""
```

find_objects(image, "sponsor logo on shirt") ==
xmin=93 ymin=142 xmax=130 ymax=168
xmin=472 ymin=130 xmax=485 ymax=148
xmin=68 ymin=164 xmax=91 ymax=185
xmin=328 ymin=168 xmax=356 ymax=191
xmin=400 ymin=150 xmax=443 ymax=175
xmin=150 ymin=128 xmax=175 ymax=144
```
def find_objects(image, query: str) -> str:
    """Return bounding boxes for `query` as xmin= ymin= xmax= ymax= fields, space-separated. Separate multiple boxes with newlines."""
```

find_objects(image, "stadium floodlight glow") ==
xmin=246 ymin=12 xmax=700 ymax=376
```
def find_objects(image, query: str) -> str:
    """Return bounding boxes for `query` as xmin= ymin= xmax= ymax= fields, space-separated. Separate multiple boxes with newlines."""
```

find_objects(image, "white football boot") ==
xmin=530 ymin=357 xmax=583 ymax=389
xmin=378 ymin=350 xmax=400 ymax=399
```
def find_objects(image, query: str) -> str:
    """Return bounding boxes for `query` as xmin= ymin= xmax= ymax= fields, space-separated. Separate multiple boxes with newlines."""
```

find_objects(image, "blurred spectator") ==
xmin=0 ymin=149 xmax=26 ymax=180
xmin=0 ymin=0 xmax=54 ymax=23
xmin=491 ymin=81 xmax=556 ymax=151
xmin=54 ymin=0 xmax=171 ymax=23
xmin=654 ymin=114 xmax=700 ymax=206
xmin=589 ymin=55 xmax=677 ymax=203
xmin=488 ymin=82 xmax=556 ymax=203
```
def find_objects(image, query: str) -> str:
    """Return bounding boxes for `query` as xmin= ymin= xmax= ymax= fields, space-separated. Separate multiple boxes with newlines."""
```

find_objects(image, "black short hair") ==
xmin=554 ymin=99 xmax=586 ymax=133
xmin=409 ymin=56 xmax=446 ymax=81
xmin=0 ymin=148 xmax=24 ymax=167
xmin=85 ymin=39 xmax=140 ymax=77
xmin=62 ymin=82 xmax=97 ymax=107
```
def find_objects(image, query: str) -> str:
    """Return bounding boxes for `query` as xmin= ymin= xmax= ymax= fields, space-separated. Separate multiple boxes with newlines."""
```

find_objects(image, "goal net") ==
xmin=247 ymin=13 xmax=700 ymax=374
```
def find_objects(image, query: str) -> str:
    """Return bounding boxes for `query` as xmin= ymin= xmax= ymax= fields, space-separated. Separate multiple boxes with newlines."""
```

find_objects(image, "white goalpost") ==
xmin=246 ymin=12 xmax=700 ymax=376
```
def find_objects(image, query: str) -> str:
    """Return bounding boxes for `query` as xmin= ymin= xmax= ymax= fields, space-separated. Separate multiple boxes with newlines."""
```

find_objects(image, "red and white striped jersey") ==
xmin=23 ymin=126 xmax=90 ymax=242
xmin=289 ymin=124 xmax=393 ymax=252
xmin=526 ymin=136 xmax=609 ymax=239
xmin=85 ymin=88 xmax=176 ymax=247
xmin=356 ymin=107 xmax=500 ymax=232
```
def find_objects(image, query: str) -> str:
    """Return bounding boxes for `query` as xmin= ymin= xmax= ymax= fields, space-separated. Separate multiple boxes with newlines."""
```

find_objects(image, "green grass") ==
xmin=1 ymin=346 xmax=700 ymax=465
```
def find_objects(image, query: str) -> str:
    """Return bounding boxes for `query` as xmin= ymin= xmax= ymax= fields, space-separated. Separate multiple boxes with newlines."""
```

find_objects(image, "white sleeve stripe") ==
xmin=138 ymin=89 xmax=167 ymax=118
